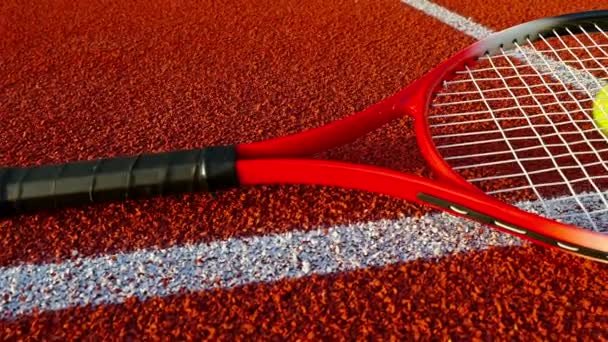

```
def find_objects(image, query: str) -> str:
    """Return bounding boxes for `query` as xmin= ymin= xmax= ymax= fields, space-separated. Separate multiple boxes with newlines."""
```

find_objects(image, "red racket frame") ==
xmin=232 ymin=14 xmax=608 ymax=261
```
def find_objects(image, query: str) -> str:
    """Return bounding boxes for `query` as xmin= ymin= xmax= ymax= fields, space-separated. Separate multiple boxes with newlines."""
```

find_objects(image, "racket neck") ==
xmin=236 ymin=91 xmax=408 ymax=159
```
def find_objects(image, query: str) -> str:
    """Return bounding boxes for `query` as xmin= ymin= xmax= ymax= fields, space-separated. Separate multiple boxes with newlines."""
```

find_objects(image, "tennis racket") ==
xmin=2 ymin=10 xmax=608 ymax=262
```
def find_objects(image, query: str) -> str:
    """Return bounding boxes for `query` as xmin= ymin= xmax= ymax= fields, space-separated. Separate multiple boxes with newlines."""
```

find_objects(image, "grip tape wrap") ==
xmin=0 ymin=146 xmax=238 ymax=215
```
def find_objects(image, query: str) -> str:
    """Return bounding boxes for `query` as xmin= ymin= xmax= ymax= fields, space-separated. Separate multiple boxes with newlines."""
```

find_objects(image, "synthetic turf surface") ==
xmin=1 ymin=0 xmax=607 ymax=339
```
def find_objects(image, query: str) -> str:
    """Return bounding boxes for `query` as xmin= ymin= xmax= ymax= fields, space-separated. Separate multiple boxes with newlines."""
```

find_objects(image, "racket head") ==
xmin=405 ymin=10 xmax=608 ymax=259
xmin=237 ymin=10 xmax=608 ymax=262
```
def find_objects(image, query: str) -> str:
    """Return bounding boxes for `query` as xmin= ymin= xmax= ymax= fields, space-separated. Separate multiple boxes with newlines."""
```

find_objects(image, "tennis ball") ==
xmin=593 ymin=85 xmax=608 ymax=134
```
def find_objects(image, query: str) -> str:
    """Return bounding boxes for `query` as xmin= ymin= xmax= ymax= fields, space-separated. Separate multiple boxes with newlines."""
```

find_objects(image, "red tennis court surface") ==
xmin=1 ymin=0 xmax=607 ymax=339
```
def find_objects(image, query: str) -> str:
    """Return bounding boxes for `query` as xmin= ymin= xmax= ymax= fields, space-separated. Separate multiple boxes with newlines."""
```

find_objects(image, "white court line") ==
xmin=0 ymin=0 xmax=598 ymax=320
xmin=401 ymin=0 xmax=492 ymax=39
xmin=0 ymin=213 xmax=520 ymax=319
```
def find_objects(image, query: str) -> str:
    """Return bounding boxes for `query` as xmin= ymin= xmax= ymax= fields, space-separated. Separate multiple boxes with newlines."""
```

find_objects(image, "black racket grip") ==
xmin=0 ymin=146 xmax=238 ymax=216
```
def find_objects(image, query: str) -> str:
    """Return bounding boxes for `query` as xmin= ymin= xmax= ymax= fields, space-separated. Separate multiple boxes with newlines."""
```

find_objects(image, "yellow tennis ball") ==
xmin=593 ymin=85 xmax=608 ymax=133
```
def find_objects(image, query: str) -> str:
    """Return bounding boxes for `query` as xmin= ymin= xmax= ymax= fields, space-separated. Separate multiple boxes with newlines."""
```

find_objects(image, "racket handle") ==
xmin=0 ymin=146 xmax=238 ymax=216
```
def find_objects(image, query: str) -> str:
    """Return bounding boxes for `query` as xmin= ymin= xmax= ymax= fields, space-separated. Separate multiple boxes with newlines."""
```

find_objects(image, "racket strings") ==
xmin=428 ymin=24 xmax=608 ymax=232
xmin=432 ymin=91 xmax=600 ymax=107
xmin=455 ymin=60 xmax=608 ymax=73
